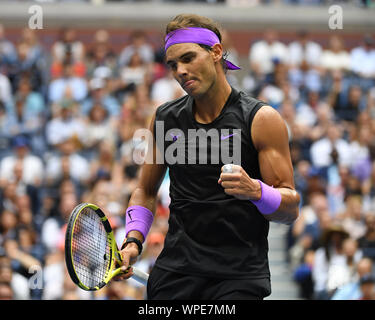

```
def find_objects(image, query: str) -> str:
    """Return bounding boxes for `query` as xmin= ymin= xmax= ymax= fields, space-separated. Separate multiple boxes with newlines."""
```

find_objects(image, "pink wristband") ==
xmin=250 ymin=180 xmax=281 ymax=215
xmin=125 ymin=205 xmax=154 ymax=241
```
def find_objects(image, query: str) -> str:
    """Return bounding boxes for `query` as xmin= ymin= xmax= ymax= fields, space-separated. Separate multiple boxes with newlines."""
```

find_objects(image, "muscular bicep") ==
xmin=252 ymin=106 xmax=294 ymax=189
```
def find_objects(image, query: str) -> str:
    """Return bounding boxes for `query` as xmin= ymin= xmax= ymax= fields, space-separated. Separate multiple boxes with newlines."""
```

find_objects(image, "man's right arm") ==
xmin=116 ymin=111 xmax=167 ymax=279
xmin=127 ymin=110 xmax=167 ymax=220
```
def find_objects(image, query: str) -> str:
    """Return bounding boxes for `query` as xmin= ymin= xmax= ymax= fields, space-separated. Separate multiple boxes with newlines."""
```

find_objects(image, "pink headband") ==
xmin=164 ymin=27 xmax=240 ymax=70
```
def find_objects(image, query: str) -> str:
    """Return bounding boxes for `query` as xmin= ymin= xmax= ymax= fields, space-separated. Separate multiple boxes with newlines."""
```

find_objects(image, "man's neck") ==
xmin=193 ymin=80 xmax=232 ymax=124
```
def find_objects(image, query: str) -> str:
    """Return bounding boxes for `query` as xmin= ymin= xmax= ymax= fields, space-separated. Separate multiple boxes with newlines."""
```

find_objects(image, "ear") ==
xmin=211 ymin=43 xmax=223 ymax=64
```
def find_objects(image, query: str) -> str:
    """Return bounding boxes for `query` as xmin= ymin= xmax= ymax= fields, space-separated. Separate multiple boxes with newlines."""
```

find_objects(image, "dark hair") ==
xmin=165 ymin=14 xmax=228 ymax=71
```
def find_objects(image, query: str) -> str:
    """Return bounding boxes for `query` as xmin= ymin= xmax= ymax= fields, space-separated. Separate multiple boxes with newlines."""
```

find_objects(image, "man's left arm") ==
xmin=219 ymin=106 xmax=300 ymax=225
xmin=252 ymin=106 xmax=300 ymax=224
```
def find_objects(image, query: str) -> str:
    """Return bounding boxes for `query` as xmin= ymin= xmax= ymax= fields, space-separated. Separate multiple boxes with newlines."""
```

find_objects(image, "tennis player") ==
xmin=115 ymin=14 xmax=300 ymax=300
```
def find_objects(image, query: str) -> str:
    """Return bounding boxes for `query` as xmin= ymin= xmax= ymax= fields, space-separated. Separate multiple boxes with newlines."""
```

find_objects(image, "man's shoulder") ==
xmin=155 ymin=94 xmax=189 ymax=116
xmin=236 ymin=90 xmax=268 ymax=111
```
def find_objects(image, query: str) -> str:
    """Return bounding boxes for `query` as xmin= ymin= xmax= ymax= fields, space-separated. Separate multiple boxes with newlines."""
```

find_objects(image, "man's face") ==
xmin=165 ymin=43 xmax=217 ymax=98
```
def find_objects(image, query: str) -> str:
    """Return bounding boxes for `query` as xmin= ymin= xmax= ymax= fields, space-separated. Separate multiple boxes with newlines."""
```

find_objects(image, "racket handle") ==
xmin=131 ymin=267 xmax=149 ymax=286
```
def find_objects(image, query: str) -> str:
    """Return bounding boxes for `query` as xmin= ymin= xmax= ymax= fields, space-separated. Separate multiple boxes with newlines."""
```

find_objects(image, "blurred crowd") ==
xmin=0 ymin=23 xmax=374 ymax=300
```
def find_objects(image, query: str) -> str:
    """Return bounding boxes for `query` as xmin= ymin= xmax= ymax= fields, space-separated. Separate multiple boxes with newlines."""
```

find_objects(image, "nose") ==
xmin=175 ymin=62 xmax=188 ymax=79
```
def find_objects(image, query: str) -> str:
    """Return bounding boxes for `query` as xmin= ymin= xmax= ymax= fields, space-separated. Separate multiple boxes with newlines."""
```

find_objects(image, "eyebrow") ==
xmin=166 ymin=51 xmax=195 ymax=67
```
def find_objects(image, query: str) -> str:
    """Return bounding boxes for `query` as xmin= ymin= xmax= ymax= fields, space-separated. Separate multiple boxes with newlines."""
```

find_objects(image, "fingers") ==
xmin=219 ymin=164 xmax=242 ymax=184
xmin=218 ymin=171 xmax=241 ymax=196
xmin=218 ymin=165 xmax=252 ymax=201
xmin=220 ymin=179 xmax=240 ymax=189
xmin=113 ymin=267 xmax=134 ymax=282
xmin=112 ymin=246 xmax=139 ymax=282
xmin=218 ymin=172 xmax=241 ymax=186
xmin=221 ymin=164 xmax=241 ymax=173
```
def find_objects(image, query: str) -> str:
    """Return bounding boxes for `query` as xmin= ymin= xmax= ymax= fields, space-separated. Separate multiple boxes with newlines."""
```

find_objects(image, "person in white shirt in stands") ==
xmin=46 ymin=98 xmax=87 ymax=148
xmin=0 ymin=73 xmax=12 ymax=107
xmin=288 ymin=30 xmax=322 ymax=70
xmin=288 ymin=30 xmax=322 ymax=93
xmin=248 ymin=29 xmax=288 ymax=79
xmin=151 ymin=69 xmax=185 ymax=107
xmin=45 ymin=137 xmax=90 ymax=188
xmin=310 ymin=123 xmax=351 ymax=169
xmin=350 ymin=34 xmax=375 ymax=80
xmin=0 ymin=135 xmax=44 ymax=188
xmin=320 ymin=35 xmax=351 ymax=74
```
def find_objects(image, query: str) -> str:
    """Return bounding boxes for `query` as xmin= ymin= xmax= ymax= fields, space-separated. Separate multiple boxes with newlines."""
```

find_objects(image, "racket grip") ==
xmin=131 ymin=267 xmax=149 ymax=286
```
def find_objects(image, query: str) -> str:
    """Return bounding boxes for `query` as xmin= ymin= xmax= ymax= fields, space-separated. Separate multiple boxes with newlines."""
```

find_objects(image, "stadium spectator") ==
xmin=249 ymin=29 xmax=288 ymax=78
xmin=87 ymin=140 xmax=122 ymax=186
xmin=308 ymin=103 xmax=334 ymax=143
xmin=331 ymin=257 xmax=373 ymax=300
xmin=295 ymin=90 xmax=320 ymax=128
xmin=48 ymin=62 xmax=88 ymax=104
xmin=41 ymin=191 xmax=78 ymax=254
xmin=290 ymin=192 xmax=332 ymax=258
xmin=349 ymin=125 xmax=372 ymax=183
xmin=312 ymin=224 xmax=350 ymax=299
xmin=0 ymin=24 xmax=17 ymax=77
xmin=150 ymin=69 xmax=185 ymax=107
xmin=118 ymin=30 xmax=154 ymax=68
xmin=81 ymin=76 xmax=120 ymax=118
xmin=350 ymin=34 xmax=375 ymax=81
xmin=320 ymin=35 xmax=350 ymax=74
xmin=11 ymin=29 xmax=47 ymax=96
xmin=83 ymin=103 xmax=118 ymax=154
xmin=45 ymin=137 xmax=90 ymax=189
xmin=86 ymin=29 xmax=117 ymax=76
xmin=293 ymin=249 xmax=315 ymax=300
xmin=120 ymin=51 xmax=153 ymax=88
xmin=288 ymin=30 xmax=322 ymax=69
xmin=13 ymin=76 xmax=45 ymax=121
xmin=337 ymin=195 xmax=367 ymax=240
xmin=5 ymin=76 xmax=46 ymax=154
xmin=358 ymin=274 xmax=375 ymax=300
xmin=0 ymin=251 xmax=30 ymax=299
xmin=0 ymin=135 xmax=44 ymax=188
xmin=288 ymin=30 xmax=322 ymax=94
xmin=310 ymin=122 xmax=351 ymax=172
xmin=51 ymin=28 xmax=86 ymax=78
xmin=45 ymin=99 xmax=87 ymax=148
xmin=358 ymin=213 xmax=375 ymax=263
xmin=0 ymin=73 xmax=12 ymax=107
xmin=329 ymin=80 xmax=366 ymax=123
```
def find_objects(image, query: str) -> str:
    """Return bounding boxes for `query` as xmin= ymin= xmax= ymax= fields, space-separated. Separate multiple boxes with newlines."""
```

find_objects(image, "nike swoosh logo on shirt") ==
xmin=220 ymin=133 xmax=237 ymax=140
xmin=170 ymin=133 xmax=181 ymax=141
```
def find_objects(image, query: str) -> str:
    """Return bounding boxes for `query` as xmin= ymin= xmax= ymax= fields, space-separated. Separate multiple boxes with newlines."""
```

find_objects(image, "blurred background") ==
xmin=0 ymin=0 xmax=374 ymax=300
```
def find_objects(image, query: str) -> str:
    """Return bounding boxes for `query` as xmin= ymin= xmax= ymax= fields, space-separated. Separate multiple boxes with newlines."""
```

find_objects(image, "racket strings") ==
xmin=71 ymin=207 xmax=111 ymax=288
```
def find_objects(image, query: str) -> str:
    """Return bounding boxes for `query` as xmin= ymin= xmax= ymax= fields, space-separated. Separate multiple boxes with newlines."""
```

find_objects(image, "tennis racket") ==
xmin=65 ymin=203 xmax=149 ymax=291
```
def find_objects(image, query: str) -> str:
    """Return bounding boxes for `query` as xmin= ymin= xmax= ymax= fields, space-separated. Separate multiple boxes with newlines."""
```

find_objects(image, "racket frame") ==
xmin=65 ymin=203 xmax=124 ymax=291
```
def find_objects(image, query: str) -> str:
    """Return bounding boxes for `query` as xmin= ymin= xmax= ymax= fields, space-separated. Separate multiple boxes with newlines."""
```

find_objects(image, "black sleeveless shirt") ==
xmin=153 ymin=88 xmax=270 ymax=279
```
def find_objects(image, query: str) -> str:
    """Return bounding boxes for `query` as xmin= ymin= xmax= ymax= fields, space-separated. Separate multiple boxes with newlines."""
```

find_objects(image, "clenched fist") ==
xmin=218 ymin=164 xmax=262 ymax=201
